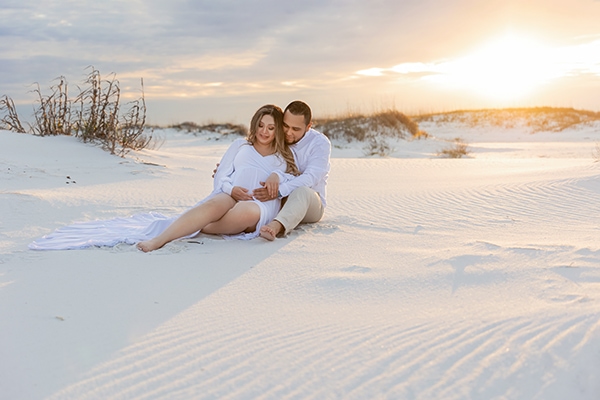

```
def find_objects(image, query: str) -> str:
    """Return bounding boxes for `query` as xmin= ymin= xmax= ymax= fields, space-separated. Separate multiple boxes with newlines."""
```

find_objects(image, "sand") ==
xmin=1 ymin=118 xmax=599 ymax=399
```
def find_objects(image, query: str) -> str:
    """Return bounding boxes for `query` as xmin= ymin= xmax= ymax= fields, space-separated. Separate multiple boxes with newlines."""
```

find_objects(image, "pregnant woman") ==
xmin=137 ymin=104 xmax=299 ymax=252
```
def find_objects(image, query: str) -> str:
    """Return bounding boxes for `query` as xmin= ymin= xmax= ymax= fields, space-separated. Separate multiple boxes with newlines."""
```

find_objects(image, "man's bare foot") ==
xmin=260 ymin=221 xmax=283 ymax=241
xmin=136 ymin=238 xmax=165 ymax=252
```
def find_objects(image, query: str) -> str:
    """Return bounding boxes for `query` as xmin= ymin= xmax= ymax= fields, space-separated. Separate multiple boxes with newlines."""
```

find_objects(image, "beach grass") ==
xmin=413 ymin=106 xmax=600 ymax=132
xmin=0 ymin=67 xmax=151 ymax=156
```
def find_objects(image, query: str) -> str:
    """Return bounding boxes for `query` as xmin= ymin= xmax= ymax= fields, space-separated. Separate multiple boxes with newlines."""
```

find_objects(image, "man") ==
xmin=252 ymin=100 xmax=331 ymax=240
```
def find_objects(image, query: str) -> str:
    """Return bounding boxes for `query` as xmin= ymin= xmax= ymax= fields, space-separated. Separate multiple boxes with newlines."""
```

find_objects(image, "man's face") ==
xmin=283 ymin=111 xmax=310 ymax=144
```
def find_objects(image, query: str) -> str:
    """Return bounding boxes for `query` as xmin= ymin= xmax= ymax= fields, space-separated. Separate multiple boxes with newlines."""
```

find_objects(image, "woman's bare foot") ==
xmin=259 ymin=221 xmax=283 ymax=241
xmin=136 ymin=238 xmax=165 ymax=252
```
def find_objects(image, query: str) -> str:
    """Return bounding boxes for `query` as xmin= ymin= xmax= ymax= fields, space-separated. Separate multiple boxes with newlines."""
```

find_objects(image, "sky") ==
xmin=1 ymin=0 xmax=600 ymax=126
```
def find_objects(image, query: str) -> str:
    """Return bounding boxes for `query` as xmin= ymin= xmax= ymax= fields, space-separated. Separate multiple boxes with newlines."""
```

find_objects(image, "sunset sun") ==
xmin=428 ymin=33 xmax=562 ymax=100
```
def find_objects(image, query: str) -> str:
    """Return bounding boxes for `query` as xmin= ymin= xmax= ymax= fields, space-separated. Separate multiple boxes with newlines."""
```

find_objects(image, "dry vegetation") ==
xmin=4 ymin=89 xmax=597 ymax=159
xmin=315 ymin=110 xmax=423 ymax=141
xmin=414 ymin=107 xmax=600 ymax=133
xmin=166 ymin=121 xmax=247 ymax=137
xmin=0 ymin=67 xmax=151 ymax=156
xmin=0 ymin=95 xmax=26 ymax=133
xmin=315 ymin=110 xmax=428 ymax=156
xmin=593 ymin=142 xmax=600 ymax=162
xmin=314 ymin=107 xmax=598 ymax=158
xmin=162 ymin=109 xmax=430 ymax=157
xmin=437 ymin=138 xmax=470 ymax=158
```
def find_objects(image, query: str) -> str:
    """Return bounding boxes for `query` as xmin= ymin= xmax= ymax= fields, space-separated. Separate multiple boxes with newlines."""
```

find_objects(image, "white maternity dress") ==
xmin=29 ymin=138 xmax=291 ymax=250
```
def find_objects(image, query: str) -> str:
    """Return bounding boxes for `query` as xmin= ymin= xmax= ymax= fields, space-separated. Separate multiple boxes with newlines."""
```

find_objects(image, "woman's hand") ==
xmin=263 ymin=173 xmax=280 ymax=199
xmin=231 ymin=186 xmax=253 ymax=201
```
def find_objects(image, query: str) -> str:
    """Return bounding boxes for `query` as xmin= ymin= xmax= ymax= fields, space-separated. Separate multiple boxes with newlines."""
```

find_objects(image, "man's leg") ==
xmin=260 ymin=186 xmax=323 ymax=240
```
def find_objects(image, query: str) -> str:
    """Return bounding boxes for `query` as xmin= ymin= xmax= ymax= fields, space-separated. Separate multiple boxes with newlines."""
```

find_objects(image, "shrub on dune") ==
xmin=316 ymin=109 xmax=422 ymax=142
xmin=414 ymin=107 xmax=600 ymax=133
xmin=169 ymin=122 xmax=247 ymax=137
xmin=315 ymin=110 xmax=428 ymax=157
xmin=437 ymin=138 xmax=470 ymax=158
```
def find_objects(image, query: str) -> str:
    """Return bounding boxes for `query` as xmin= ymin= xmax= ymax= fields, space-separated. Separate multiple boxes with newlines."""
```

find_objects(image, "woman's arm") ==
xmin=213 ymin=138 xmax=247 ymax=195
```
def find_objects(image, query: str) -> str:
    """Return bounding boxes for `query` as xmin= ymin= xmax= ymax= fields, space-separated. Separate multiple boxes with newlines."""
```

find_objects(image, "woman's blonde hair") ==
xmin=247 ymin=104 xmax=299 ymax=176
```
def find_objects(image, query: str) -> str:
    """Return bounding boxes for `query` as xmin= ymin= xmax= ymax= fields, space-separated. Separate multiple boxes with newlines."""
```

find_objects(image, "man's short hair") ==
xmin=284 ymin=100 xmax=312 ymax=126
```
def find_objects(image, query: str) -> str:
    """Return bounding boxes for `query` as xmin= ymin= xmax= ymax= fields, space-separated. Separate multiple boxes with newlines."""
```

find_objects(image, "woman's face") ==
xmin=255 ymin=114 xmax=276 ymax=147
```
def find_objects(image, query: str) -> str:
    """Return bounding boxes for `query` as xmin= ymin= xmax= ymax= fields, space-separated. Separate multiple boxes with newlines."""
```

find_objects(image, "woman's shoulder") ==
xmin=231 ymin=137 xmax=250 ymax=146
xmin=225 ymin=137 xmax=251 ymax=153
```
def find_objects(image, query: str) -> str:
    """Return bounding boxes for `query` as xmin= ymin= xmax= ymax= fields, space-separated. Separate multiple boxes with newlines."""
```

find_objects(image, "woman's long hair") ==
xmin=247 ymin=104 xmax=299 ymax=176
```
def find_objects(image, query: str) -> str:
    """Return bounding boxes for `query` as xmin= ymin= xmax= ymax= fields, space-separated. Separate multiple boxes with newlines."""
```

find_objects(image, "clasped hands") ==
xmin=231 ymin=172 xmax=279 ymax=202
xmin=213 ymin=163 xmax=279 ymax=202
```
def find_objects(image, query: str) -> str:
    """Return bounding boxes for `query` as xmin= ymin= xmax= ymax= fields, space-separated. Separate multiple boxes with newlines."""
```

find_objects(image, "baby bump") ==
xmin=233 ymin=168 xmax=267 ymax=190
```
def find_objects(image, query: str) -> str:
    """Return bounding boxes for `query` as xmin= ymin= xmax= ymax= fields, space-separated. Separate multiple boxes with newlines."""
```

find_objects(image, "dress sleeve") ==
xmin=213 ymin=138 xmax=246 ymax=195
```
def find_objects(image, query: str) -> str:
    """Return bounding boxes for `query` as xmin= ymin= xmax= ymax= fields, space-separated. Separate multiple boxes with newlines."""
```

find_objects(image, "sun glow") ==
xmin=355 ymin=32 xmax=600 ymax=109
xmin=427 ymin=33 xmax=562 ymax=100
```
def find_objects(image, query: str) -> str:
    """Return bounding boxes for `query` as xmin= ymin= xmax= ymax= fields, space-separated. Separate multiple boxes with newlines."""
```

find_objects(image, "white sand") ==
xmin=1 ymin=119 xmax=599 ymax=399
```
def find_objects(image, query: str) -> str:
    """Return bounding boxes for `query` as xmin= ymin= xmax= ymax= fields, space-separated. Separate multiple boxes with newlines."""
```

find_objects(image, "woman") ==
xmin=29 ymin=105 xmax=299 ymax=251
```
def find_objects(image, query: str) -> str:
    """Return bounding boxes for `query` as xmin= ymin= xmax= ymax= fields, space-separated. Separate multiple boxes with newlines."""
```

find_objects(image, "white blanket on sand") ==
xmin=29 ymin=139 xmax=290 ymax=250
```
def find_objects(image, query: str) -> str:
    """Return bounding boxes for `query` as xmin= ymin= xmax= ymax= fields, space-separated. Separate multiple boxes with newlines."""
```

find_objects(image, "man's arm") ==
xmin=253 ymin=135 xmax=331 ymax=201
xmin=253 ymin=170 xmax=295 ymax=201
xmin=279 ymin=136 xmax=331 ymax=197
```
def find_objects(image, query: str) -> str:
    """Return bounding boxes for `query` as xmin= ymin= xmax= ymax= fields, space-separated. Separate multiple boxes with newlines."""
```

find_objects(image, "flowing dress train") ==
xmin=29 ymin=139 xmax=290 ymax=250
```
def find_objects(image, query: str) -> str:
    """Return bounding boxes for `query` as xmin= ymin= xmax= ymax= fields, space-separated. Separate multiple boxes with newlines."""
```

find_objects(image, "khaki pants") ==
xmin=275 ymin=186 xmax=324 ymax=236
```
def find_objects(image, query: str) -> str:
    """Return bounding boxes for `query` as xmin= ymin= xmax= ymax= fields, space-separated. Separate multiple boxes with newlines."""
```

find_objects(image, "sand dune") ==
xmin=1 ymin=118 xmax=599 ymax=399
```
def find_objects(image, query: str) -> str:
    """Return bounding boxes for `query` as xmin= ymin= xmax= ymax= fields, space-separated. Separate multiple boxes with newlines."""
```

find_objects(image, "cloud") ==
xmin=354 ymin=35 xmax=600 ymax=92
xmin=1 ymin=0 xmax=411 ymax=101
xmin=2 ymin=0 xmax=600 ymax=124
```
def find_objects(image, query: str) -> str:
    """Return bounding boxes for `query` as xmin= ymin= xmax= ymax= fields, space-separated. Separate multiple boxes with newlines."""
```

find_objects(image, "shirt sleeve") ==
xmin=273 ymin=169 xmax=295 ymax=184
xmin=213 ymin=138 xmax=246 ymax=195
xmin=278 ymin=135 xmax=331 ymax=197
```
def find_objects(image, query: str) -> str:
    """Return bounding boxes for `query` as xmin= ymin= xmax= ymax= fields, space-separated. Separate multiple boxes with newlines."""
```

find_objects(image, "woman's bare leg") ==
xmin=137 ymin=194 xmax=236 ymax=252
xmin=202 ymin=202 xmax=261 ymax=235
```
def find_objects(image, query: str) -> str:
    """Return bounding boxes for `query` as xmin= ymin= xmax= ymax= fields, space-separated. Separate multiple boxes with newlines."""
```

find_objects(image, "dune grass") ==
xmin=314 ymin=109 xmax=428 ymax=156
xmin=0 ymin=95 xmax=26 ymax=133
xmin=437 ymin=138 xmax=471 ymax=158
xmin=0 ymin=67 xmax=151 ymax=156
xmin=5 ymin=89 xmax=597 ymax=159
xmin=166 ymin=121 xmax=247 ymax=137
xmin=314 ymin=109 xmax=423 ymax=141
xmin=413 ymin=107 xmax=600 ymax=132
xmin=161 ymin=109 xmax=428 ymax=157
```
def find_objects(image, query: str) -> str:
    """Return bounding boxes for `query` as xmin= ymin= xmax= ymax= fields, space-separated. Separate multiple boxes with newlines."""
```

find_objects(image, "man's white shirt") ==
xmin=279 ymin=128 xmax=331 ymax=207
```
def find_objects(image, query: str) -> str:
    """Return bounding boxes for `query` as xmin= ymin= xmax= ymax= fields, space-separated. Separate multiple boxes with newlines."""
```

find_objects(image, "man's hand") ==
xmin=231 ymin=186 xmax=253 ymax=201
xmin=211 ymin=163 xmax=220 ymax=179
xmin=263 ymin=173 xmax=279 ymax=198
xmin=253 ymin=173 xmax=280 ymax=202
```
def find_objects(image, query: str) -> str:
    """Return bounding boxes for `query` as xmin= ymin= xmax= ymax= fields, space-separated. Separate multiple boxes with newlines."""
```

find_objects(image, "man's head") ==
xmin=283 ymin=100 xmax=312 ymax=144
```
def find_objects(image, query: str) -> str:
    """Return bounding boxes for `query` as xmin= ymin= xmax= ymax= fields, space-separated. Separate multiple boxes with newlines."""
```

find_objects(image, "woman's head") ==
xmin=247 ymin=104 xmax=284 ymax=148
